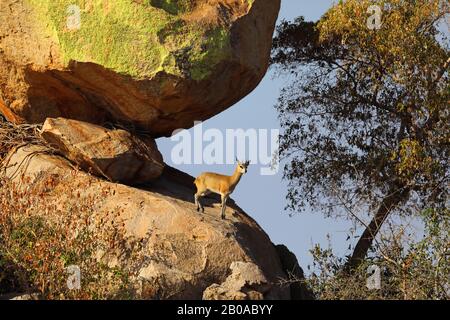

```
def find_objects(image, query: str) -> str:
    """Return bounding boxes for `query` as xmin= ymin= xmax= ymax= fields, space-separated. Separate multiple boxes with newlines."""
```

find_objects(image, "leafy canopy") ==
xmin=271 ymin=0 xmax=449 ymax=218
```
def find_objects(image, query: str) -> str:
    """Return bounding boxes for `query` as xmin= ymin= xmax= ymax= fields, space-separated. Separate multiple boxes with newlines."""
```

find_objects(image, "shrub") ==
xmin=304 ymin=210 xmax=449 ymax=300
xmin=0 ymin=174 xmax=136 ymax=299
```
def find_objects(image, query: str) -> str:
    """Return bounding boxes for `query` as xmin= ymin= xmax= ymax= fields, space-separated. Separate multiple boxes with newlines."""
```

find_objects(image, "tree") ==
xmin=306 ymin=208 xmax=449 ymax=299
xmin=271 ymin=0 xmax=449 ymax=270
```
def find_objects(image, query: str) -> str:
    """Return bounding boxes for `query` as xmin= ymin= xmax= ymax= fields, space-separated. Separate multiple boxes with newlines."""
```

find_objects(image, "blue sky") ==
xmin=156 ymin=0 xmax=351 ymax=270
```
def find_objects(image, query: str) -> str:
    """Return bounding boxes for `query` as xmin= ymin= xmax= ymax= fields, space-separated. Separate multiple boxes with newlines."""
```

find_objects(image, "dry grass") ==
xmin=0 ymin=116 xmax=138 ymax=299
xmin=0 ymin=116 xmax=46 ymax=163
xmin=0 ymin=174 xmax=137 ymax=299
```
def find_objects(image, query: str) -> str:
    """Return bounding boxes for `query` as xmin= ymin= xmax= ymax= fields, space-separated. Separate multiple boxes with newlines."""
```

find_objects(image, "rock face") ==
xmin=1 ymin=145 xmax=294 ymax=299
xmin=275 ymin=245 xmax=315 ymax=300
xmin=0 ymin=0 xmax=281 ymax=137
xmin=40 ymin=117 xmax=164 ymax=184
xmin=8 ymin=293 xmax=40 ymax=300
xmin=203 ymin=261 xmax=270 ymax=300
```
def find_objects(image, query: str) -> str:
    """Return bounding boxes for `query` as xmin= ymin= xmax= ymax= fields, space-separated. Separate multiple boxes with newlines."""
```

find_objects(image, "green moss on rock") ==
xmin=189 ymin=28 xmax=230 ymax=81
xmin=149 ymin=0 xmax=194 ymax=15
xmin=25 ymin=0 xmax=231 ymax=80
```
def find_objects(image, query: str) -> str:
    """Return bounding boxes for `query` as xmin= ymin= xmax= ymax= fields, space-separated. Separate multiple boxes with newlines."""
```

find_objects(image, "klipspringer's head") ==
xmin=236 ymin=158 xmax=250 ymax=174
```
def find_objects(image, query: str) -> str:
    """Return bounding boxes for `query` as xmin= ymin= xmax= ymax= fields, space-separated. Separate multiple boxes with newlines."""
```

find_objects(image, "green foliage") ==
xmin=271 ymin=0 xmax=449 ymax=217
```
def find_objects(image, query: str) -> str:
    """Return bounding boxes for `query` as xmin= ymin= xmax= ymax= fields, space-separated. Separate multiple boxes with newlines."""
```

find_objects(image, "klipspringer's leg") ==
xmin=221 ymin=194 xmax=229 ymax=219
xmin=194 ymin=192 xmax=201 ymax=211
xmin=195 ymin=190 xmax=209 ymax=213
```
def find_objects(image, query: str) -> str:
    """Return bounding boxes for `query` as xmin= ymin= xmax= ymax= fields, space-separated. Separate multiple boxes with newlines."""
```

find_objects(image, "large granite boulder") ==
xmin=1 ymin=144 xmax=291 ymax=299
xmin=40 ymin=117 xmax=164 ymax=184
xmin=0 ymin=0 xmax=281 ymax=137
